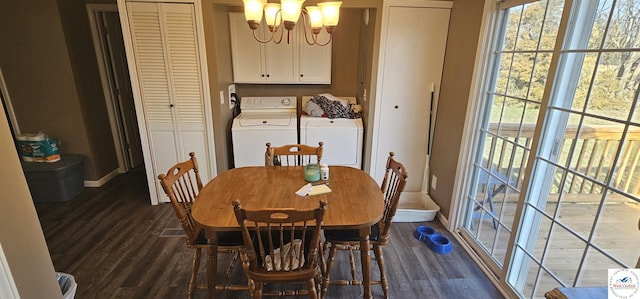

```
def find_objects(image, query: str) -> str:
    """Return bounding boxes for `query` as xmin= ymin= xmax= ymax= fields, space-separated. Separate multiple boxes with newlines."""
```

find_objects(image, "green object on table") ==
xmin=304 ymin=164 xmax=321 ymax=182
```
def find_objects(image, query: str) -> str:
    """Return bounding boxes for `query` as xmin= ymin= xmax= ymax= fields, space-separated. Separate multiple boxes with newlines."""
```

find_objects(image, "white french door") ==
xmin=459 ymin=0 xmax=640 ymax=297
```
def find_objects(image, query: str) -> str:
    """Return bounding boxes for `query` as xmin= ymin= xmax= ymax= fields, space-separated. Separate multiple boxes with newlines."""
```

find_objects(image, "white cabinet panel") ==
xmin=299 ymin=29 xmax=331 ymax=83
xmin=264 ymin=37 xmax=297 ymax=83
xmin=229 ymin=13 xmax=266 ymax=82
xmin=371 ymin=6 xmax=450 ymax=192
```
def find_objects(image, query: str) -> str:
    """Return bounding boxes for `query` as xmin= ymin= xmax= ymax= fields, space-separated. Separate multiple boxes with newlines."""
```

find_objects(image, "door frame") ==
xmin=87 ymin=4 xmax=133 ymax=173
xmin=0 ymin=67 xmax=20 ymax=137
xmin=0 ymin=243 xmax=19 ymax=299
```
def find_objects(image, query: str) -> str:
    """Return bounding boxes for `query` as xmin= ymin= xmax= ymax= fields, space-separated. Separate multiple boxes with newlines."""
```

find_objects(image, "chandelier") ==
xmin=241 ymin=0 xmax=342 ymax=46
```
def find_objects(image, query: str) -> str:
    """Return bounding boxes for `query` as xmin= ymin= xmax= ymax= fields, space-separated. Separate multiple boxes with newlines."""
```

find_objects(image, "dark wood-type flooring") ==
xmin=35 ymin=168 xmax=504 ymax=298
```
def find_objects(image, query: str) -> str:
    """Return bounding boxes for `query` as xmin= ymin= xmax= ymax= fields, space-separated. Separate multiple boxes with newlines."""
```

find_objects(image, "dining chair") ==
xmin=321 ymin=152 xmax=408 ymax=299
xmin=232 ymin=199 xmax=328 ymax=299
xmin=265 ymin=142 xmax=324 ymax=166
xmin=158 ymin=152 xmax=246 ymax=298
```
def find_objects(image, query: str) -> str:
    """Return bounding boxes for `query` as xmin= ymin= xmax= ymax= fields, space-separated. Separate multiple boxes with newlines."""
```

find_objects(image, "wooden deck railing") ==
xmin=484 ymin=123 xmax=640 ymax=197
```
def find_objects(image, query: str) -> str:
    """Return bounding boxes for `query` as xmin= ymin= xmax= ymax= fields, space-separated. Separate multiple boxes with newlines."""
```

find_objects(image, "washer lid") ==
xmin=238 ymin=112 xmax=293 ymax=126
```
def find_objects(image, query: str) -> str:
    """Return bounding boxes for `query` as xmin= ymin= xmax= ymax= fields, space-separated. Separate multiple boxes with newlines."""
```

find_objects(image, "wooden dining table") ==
xmin=191 ymin=165 xmax=384 ymax=299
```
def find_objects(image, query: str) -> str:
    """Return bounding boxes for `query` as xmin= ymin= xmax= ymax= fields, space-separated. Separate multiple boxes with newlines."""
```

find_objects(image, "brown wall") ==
xmin=0 ymin=102 xmax=62 ymax=298
xmin=357 ymin=8 xmax=378 ymax=173
xmin=0 ymin=0 xmax=119 ymax=181
xmin=429 ymin=0 xmax=485 ymax=218
xmin=56 ymin=0 xmax=119 ymax=179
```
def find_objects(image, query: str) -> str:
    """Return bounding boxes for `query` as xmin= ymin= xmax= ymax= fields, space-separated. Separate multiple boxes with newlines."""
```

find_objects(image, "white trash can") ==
xmin=56 ymin=272 xmax=77 ymax=299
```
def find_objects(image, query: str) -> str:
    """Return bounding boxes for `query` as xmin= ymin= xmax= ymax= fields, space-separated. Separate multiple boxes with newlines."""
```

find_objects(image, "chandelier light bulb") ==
xmin=306 ymin=6 xmax=323 ymax=29
xmin=242 ymin=0 xmax=266 ymax=23
xmin=318 ymin=1 xmax=342 ymax=27
xmin=281 ymin=0 xmax=304 ymax=24
xmin=264 ymin=3 xmax=281 ymax=27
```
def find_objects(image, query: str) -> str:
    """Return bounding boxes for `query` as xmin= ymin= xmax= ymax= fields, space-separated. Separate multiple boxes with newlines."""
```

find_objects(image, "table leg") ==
xmin=359 ymin=227 xmax=372 ymax=299
xmin=207 ymin=232 xmax=218 ymax=299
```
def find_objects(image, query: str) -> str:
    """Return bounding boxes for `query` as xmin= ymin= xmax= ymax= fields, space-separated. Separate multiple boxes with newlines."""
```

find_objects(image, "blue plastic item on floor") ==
xmin=414 ymin=225 xmax=452 ymax=254
xmin=427 ymin=235 xmax=453 ymax=254
xmin=413 ymin=225 xmax=437 ymax=242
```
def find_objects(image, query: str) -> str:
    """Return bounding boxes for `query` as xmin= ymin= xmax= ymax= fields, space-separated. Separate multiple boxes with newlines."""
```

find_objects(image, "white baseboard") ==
xmin=84 ymin=169 xmax=119 ymax=188
xmin=437 ymin=212 xmax=449 ymax=230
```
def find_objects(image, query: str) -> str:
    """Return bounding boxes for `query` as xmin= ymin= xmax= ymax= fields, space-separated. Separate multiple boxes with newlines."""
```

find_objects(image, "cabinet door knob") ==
xmin=261 ymin=74 xmax=265 ymax=77
xmin=300 ymin=74 xmax=304 ymax=77
xmin=170 ymin=104 xmax=174 ymax=108
xmin=266 ymin=74 xmax=270 ymax=78
xmin=394 ymin=105 xmax=399 ymax=109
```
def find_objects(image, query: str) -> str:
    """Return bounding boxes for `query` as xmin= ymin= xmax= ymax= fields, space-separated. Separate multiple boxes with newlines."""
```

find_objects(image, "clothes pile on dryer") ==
xmin=302 ymin=93 xmax=362 ymax=119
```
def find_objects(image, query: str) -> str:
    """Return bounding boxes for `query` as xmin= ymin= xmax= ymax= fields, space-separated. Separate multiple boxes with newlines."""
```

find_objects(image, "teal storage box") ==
xmin=21 ymin=155 xmax=85 ymax=202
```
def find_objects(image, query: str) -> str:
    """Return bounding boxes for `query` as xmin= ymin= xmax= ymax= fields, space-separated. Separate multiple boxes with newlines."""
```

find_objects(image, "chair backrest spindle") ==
xmin=233 ymin=200 xmax=327 ymax=274
xmin=158 ymin=152 xmax=203 ymax=246
xmin=265 ymin=142 xmax=324 ymax=166
xmin=377 ymin=152 xmax=408 ymax=242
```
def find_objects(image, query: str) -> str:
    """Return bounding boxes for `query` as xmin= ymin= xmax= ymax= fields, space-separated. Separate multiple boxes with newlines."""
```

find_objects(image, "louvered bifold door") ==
xmin=127 ymin=2 xmax=209 ymax=202
xmin=159 ymin=3 xmax=209 ymax=184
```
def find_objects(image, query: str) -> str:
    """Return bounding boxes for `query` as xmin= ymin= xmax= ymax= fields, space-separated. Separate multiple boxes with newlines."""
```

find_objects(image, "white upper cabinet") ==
xmin=229 ymin=12 xmax=331 ymax=84
xmin=298 ymin=28 xmax=332 ymax=83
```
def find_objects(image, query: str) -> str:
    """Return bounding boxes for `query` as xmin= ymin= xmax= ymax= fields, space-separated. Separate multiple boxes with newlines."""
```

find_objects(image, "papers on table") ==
xmin=308 ymin=184 xmax=332 ymax=196
xmin=295 ymin=183 xmax=332 ymax=196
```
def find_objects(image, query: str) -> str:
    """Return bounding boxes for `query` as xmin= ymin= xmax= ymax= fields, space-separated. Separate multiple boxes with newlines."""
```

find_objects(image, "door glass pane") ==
xmin=611 ymin=125 xmax=640 ymax=195
xmin=579 ymin=248 xmax=621 ymax=286
xmin=542 ymin=224 xmax=587 ymax=286
xmin=555 ymin=191 xmax=600 ymax=240
xmin=574 ymin=117 xmax=624 ymax=184
xmin=592 ymin=190 xmax=640 ymax=266
xmin=602 ymin=0 xmax=640 ymax=49
xmin=516 ymin=206 xmax=553 ymax=262
xmin=493 ymin=224 xmax=512 ymax=265
xmin=585 ymin=52 xmax=637 ymax=118
xmin=507 ymin=53 xmax=535 ymax=98
xmin=632 ymin=102 xmax=640 ymax=124
xmin=554 ymin=113 xmax=582 ymax=168
xmin=567 ymin=52 xmax=598 ymax=112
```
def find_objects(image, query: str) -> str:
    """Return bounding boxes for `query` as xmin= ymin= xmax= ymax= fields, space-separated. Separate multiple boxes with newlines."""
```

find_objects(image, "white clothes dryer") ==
xmin=232 ymin=96 xmax=297 ymax=167
xmin=300 ymin=96 xmax=363 ymax=168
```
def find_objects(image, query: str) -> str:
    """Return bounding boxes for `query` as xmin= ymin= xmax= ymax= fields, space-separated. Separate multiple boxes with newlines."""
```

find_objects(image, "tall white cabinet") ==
xmin=369 ymin=2 xmax=451 ymax=192
xmin=118 ymin=1 xmax=216 ymax=204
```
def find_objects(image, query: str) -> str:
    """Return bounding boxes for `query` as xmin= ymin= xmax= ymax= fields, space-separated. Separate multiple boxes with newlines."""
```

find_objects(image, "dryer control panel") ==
xmin=240 ymin=96 xmax=297 ymax=111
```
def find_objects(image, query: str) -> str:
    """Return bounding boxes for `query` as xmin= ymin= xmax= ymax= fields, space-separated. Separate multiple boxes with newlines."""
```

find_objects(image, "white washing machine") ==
xmin=232 ymin=96 xmax=297 ymax=167
xmin=300 ymin=96 xmax=363 ymax=168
